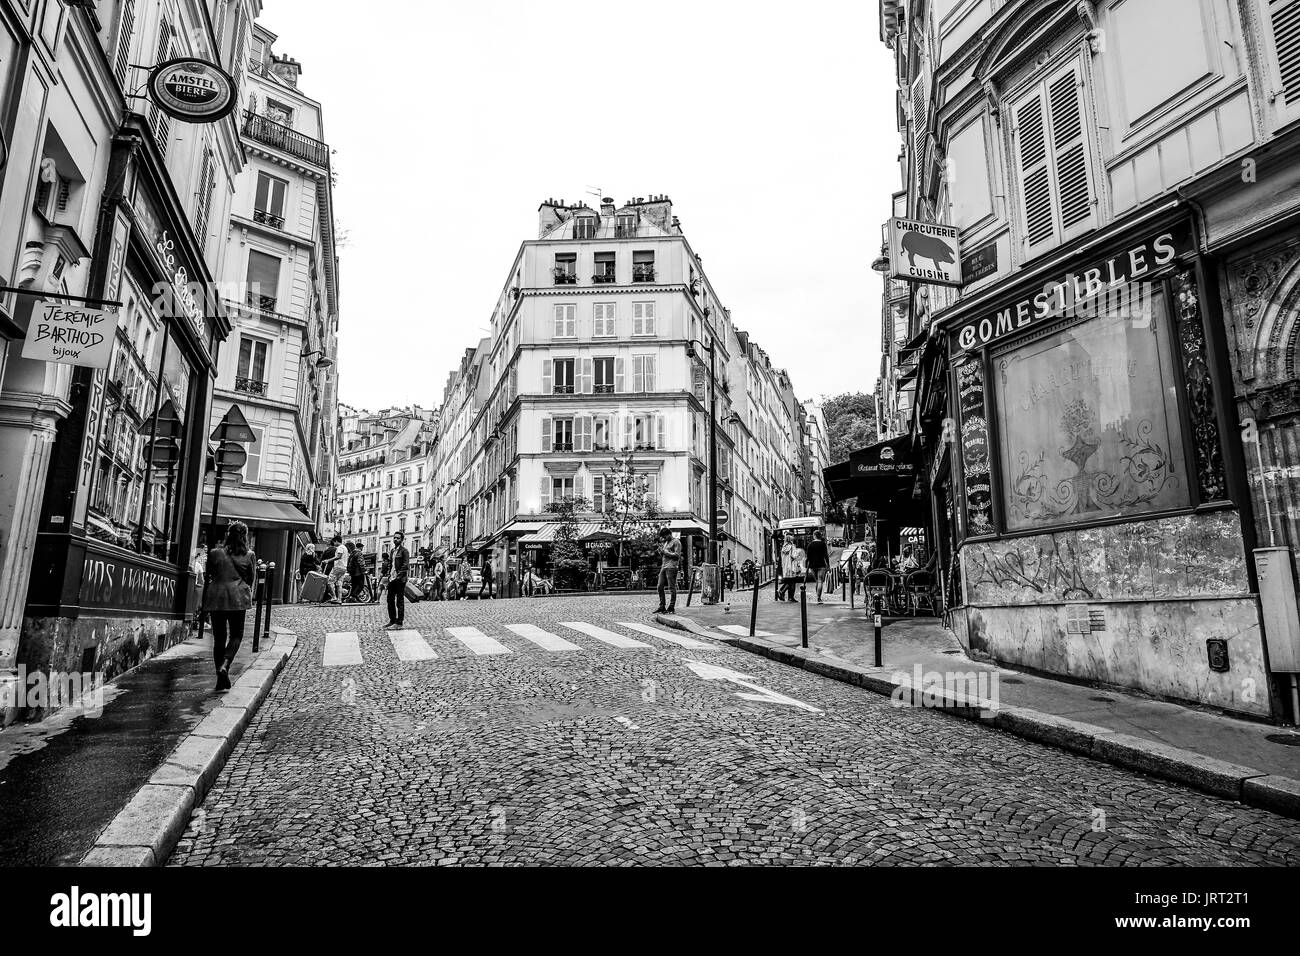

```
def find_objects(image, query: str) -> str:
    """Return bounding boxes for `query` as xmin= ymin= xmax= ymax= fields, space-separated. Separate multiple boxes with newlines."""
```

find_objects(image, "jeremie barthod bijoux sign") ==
xmin=147 ymin=58 xmax=236 ymax=123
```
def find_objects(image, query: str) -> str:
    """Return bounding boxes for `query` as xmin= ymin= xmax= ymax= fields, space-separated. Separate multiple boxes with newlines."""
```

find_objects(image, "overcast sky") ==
xmin=258 ymin=0 xmax=899 ymax=412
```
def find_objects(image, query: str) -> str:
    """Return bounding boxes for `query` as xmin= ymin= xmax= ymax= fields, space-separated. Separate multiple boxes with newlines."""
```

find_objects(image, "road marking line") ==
xmin=389 ymin=630 xmax=438 ymax=661
xmin=323 ymin=632 xmax=363 ymax=667
xmin=617 ymin=622 xmax=718 ymax=650
xmin=503 ymin=623 xmax=583 ymax=651
xmin=717 ymin=624 xmax=779 ymax=638
xmin=446 ymin=626 xmax=512 ymax=656
xmin=559 ymin=621 xmax=650 ymax=649
xmin=612 ymin=716 xmax=640 ymax=730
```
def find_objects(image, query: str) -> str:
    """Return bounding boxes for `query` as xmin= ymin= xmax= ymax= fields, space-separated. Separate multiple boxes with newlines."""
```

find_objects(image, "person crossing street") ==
xmin=653 ymin=527 xmax=681 ymax=614
xmin=385 ymin=531 xmax=410 ymax=628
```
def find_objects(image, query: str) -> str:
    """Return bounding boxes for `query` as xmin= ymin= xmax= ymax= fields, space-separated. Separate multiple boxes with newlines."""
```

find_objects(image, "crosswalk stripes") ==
xmin=616 ymin=622 xmax=718 ymax=650
xmin=502 ymin=623 xmax=583 ymax=651
xmin=446 ymin=626 xmax=511 ymax=656
xmin=559 ymin=621 xmax=651 ymax=649
xmin=717 ymin=624 xmax=779 ymax=638
xmin=389 ymin=629 xmax=438 ymax=661
xmin=323 ymin=632 xmax=363 ymax=666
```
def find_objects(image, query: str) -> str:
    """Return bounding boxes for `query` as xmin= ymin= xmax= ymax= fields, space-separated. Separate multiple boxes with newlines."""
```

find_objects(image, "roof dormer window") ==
xmin=574 ymin=216 xmax=597 ymax=240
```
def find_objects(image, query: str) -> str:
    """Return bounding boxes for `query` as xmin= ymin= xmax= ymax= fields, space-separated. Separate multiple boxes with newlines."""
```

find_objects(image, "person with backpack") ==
xmin=805 ymin=530 xmax=830 ymax=604
xmin=385 ymin=531 xmax=410 ymax=628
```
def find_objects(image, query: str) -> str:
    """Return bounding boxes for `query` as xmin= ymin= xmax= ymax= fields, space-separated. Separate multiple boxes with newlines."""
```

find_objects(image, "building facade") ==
xmin=424 ymin=195 xmax=821 ymax=589
xmin=205 ymin=19 xmax=340 ymax=598
xmin=876 ymin=0 xmax=1300 ymax=720
xmin=1 ymin=0 xmax=265 ymax=719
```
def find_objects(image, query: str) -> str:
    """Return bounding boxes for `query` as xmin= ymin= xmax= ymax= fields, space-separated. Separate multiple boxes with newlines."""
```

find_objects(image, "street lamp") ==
xmin=686 ymin=317 xmax=720 ymax=604
xmin=302 ymin=348 xmax=333 ymax=370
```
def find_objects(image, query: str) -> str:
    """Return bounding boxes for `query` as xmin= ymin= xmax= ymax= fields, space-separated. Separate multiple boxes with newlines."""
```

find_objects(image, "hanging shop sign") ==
xmin=952 ymin=222 xmax=1195 ymax=353
xmin=21 ymin=300 xmax=120 ymax=369
xmin=456 ymin=505 xmax=467 ymax=548
xmin=955 ymin=359 xmax=993 ymax=536
xmin=147 ymin=58 xmax=237 ymax=123
xmin=888 ymin=218 xmax=961 ymax=287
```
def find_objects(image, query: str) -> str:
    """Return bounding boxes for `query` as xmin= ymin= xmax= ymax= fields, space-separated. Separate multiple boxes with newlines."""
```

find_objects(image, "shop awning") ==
xmin=667 ymin=519 xmax=707 ymax=535
xmin=202 ymin=494 xmax=314 ymax=529
xmin=467 ymin=537 xmax=491 ymax=551
xmin=823 ymin=435 xmax=929 ymax=524
xmin=495 ymin=518 xmax=548 ymax=538
xmin=519 ymin=522 xmax=614 ymax=543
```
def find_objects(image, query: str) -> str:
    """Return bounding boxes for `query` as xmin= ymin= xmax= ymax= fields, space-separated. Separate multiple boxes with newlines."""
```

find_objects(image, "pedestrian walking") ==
xmin=348 ymin=541 xmax=367 ymax=601
xmin=385 ymin=531 xmax=410 ymax=627
xmin=479 ymin=551 xmax=495 ymax=599
xmin=806 ymin=530 xmax=830 ymax=603
xmin=653 ymin=527 xmax=681 ymax=614
xmin=779 ymin=537 xmax=807 ymax=602
xmin=325 ymin=534 xmax=348 ymax=604
xmin=297 ymin=546 xmax=319 ymax=603
xmin=202 ymin=520 xmax=256 ymax=692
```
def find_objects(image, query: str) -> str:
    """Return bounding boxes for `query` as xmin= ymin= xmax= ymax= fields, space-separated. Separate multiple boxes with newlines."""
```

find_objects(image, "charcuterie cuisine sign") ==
xmin=888 ymin=218 xmax=962 ymax=288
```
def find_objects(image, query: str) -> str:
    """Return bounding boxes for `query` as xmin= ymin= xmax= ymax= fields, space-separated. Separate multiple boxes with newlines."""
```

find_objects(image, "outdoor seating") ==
xmin=903 ymin=569 xmax=936 ymax=616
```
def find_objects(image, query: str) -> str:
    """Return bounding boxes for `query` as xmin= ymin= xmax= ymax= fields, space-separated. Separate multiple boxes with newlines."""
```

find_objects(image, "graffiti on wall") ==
xmin=962 ymin=511 xmax=1247 ymax=604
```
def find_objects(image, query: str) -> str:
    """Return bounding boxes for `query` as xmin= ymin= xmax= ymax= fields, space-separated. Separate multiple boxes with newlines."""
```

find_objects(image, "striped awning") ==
xmin=519 ymin=522 xmax=611 ymax=544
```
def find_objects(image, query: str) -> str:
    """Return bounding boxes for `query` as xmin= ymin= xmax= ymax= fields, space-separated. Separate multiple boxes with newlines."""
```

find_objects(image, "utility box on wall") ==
xmin=1256 ymin=547 xmax=1300 ymax=673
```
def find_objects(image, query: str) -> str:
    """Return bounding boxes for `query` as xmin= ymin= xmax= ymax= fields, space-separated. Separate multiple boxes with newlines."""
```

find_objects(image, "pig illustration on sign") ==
xmin=901 ymin=231 xmax=956 ymax=270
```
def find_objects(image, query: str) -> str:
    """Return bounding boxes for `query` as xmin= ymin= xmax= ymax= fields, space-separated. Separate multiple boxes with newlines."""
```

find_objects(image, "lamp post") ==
xmin=687 ymin=317 xmax=719 ymax=604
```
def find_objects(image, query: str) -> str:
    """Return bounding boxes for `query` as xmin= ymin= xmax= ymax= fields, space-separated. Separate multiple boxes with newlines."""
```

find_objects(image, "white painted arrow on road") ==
xmin=684 ymin=660 xmax=822 ymax=713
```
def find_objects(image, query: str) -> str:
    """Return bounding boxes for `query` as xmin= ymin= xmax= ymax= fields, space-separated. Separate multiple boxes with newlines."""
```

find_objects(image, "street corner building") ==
xmin=0 ymin=1 xmax=340 ymax=722
xmin=870 ymin=0 xmax=1300 ymax=720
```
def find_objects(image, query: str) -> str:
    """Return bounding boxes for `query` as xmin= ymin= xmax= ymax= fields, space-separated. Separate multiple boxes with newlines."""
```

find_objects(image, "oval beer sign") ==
xmin=148 ymin=58 xmax=236 ymax=123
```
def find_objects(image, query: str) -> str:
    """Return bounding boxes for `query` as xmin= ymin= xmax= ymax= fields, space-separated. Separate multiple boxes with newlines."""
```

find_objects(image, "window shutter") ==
xmin=911 ymin=54 xmax=930 ymax=183
xmin=541 ymin=416 xmax=552 ymax=452
xmin=579 ymin=357 xmax=593 ymax=393
xmin=114 ymin=0 xmax=136 ymax=88
xmin=645 ymin=355 xmax=657 ymax=392
xmin=632 ymin=356 xmax=645 ymax=393
xmin=574 ymin=474 xmax=585 ymax=502
xmin=151 ymin=20 xmax=173 ymax=156
xmin=1048 ymin=68 xmax=1092 ymax=232
xmin=622 ymin=415 xmax=634 ymax=450
xmin=614 ymin=357 xmax=625 ymax=392
xmin=593 ymin=477 xmax=604 ymax=513
xmin=1269 ymin=0 xmax=1300 ymax=115
xmin=656 ymin=414 xmax=666 ymax=451
xmin=539 ymin=474 xmax=551 ymax=508
xmin=541 ymin=359 xmax=552 ymax=394
xmin=1014 ymin=90 xmax=1053 ymax=249
xmin=509 ymin=366 xmax=518 ymax=401
xmin=578 ymin=414 xmax=592 ymax=451
xmin=644 ymin=302 xmax=656 ymax=335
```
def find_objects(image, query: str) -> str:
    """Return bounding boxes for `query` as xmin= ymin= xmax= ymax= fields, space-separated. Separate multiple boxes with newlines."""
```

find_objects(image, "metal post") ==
xmin=261 ymin=563 xmax=275 ymax=650
xmin=252 ymin=561 xmax=265 ymax=653
xmin=849 ymin=557 xmax=855 ymax=609
xmin=705 ymin=335 xmax=719 ymax=604
xmin=749 ymin=572 xmax=760 ymax=637
xmin=799 ymin=582 xmax=808 ymax=648
xmin=874 ymin=612 xmax=883 ymax=667
xmin=207 ymin=471 xmax=224 ymax=548
xmin=686 ymin=566 xmax=698 ymax=607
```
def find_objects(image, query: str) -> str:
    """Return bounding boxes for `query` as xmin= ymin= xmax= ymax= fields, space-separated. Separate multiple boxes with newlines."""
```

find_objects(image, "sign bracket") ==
xmin=0 ymin=285 xmax=122 ymax=309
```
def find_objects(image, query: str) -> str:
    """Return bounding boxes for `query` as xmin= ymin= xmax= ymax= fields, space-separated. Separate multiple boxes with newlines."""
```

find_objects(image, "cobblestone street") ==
xmin=169 ymin=596 xmax=1300 ymax=866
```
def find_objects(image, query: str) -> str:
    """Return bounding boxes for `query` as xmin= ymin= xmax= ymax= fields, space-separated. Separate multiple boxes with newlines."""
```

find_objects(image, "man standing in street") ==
xmin=806 ymin=529 xmax=830 ymax=604
xmin=654 ymin=527 xmax=681 ymax=614
xmin=385 ymin=531 xmax=410 ymax=628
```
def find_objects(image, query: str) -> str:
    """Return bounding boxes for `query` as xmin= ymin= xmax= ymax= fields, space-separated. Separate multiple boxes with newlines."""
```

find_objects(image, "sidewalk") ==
xmin=660 ymin=586 xmax=1300 ymax=815
xmin=0 ymin=629 xmax=286 ymax=866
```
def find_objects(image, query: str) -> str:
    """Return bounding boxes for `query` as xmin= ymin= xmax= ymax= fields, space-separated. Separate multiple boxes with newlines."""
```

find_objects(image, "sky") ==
xmin=258 ymin=0 xmax=900 ymax=412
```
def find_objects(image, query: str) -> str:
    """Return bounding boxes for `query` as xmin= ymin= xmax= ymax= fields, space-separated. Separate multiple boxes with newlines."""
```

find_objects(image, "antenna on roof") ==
xmin=585 ymin=185 xmax=602 ymax=205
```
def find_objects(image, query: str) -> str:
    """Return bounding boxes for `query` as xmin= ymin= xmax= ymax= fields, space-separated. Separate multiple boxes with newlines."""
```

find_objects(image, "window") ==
xmin=630 ymin=414 xmax=663 ymax=450
xmin=632 ymin=354 xmax=657 ymax=392
xmin=386 ymin=494 xmax=393 ymax=509
xmin=946 ymin=114 xmax=992 ymax=231
xmin=244 ymin=425 xmax=265 ymax=483
xmin=400 ymin=492 xmax=408 ymax=510
xmin=553 ymin=303 xmax=576 ymax=338
xmin=553 ymin=252 xmax=576 ymax=284
xmin=547 ymin=358 xmax=575 ymax=394
xmin=254 ymin=172 xmax=288 ymax=228
xmin=616 ymin=215 xmax=636 ymax=239
xmin=633 ymin=250 xmax=655 ymax=282
xmin=416 ymin=489 xmax=423 ymax=507
xmin=574 ymin=216 xmax=597 ymax=239
xmin=594 ymin=302 xmax=616 ymax=337
xmin=592 ymin=475 xmax=608 ymax=512
xmin=399 ymin=515 xmax=407 ymax=532
xmin=993 ymin=296 xmax=1188 ymax=532
xmin=594 ymin=357 xmax=615 ymax=393
xmin=195 ymin=149 xmax=216 ymax=244
xmin=400 ymin=468 xmax=410 ymax=485
xmin=593 ymin=415 xmax=613 ymax=450
xmin=551 ymin=476 xmax=575 ymax=499
xmin=236 ymin=336 xmax=269 ymax=392
xmin=246 ymin=250 xmax=281 ymax=311
xmin=553 ymin=418 xmax=574 ymax=451
xmin=385 ymin=518 xmax=391 ymax=535
xmin=594 ymin=251 xmax=615 ymax=283
xmin=632 ymin=302 xmax=656 ymax=336
xmin=1011 ymin=60 xmax=1095 ymax=256
xmin=265 ymin=98 xmax=293 ymax=125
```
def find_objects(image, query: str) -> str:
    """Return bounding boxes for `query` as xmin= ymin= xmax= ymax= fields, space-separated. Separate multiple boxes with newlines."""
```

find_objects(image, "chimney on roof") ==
xmin=600 ymin=196 xmax=615 ymax=216
xmin=538 ymin=197 xmax=569 ymax=238
xmin=269 ymin=54 xmax=302 ymax=87
xmin=637 ymin=194 xmax=672 ymax=231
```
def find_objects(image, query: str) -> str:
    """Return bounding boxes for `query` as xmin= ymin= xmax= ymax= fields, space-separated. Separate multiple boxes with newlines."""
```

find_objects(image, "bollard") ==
xmin=749 ymin=573 xmax=760 ymax=637
xmin=252 ymin=562 xmax=266 ymax=653
xmin=849 ymin=559 xmax=855 ymax=610
xmin=261 ymin=563 xmax=275 ymax=650
xmin=686 ymin=568 xmax=697 ymax=607
xmin=873 ymin=611 xmax=883 ymax=667
xmin=799 ymin=582 xmax=808 ymax=649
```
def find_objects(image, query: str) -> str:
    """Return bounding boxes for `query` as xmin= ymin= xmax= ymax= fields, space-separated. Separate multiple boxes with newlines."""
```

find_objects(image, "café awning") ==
xmin=823 ymin=435 xmax=928 ymax=524
xmin=202 ymin=493 xmax=314 ymax=529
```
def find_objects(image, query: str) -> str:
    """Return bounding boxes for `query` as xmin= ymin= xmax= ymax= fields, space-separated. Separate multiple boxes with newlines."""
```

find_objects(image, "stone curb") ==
xmin=652 ymin=613 xmax=1300 ymax=820
xmin=79 ymin=633 xmax=297 ymax=868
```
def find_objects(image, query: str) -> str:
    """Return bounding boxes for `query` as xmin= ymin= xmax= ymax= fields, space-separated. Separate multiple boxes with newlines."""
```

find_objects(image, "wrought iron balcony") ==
xmin=632 ymin=266 xmax=656 ymax=282
xmin=253 ymin=208 xmax=285 ymax=229
xmin=241 ymin=110 xmax=330 ymax=167
xmin=592 ymin=273 xmax=616 ymax=283
xmin=615 ymin=224 xmax=637 ymax=239
xmin=594 ymin=384 xmax=614 ymax=394
xmin=552 ymin=270 xmax=576 ymax=285
xmin=553 ymin=442 xmax=574 ymax=452
xmin=235 ymin=377 xmax=267 ymax=395
xmin=552 ymin=385 xmax=575 ymax=394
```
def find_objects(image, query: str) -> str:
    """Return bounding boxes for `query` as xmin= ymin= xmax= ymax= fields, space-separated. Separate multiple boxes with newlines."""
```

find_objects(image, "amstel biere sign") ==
xmin=147 ymin=58 xmax=237 ymax=123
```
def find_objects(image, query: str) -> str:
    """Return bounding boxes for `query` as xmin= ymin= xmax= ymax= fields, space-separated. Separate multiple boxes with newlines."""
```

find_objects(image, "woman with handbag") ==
xmin=203 ymin=520 xmax=257 ymax=691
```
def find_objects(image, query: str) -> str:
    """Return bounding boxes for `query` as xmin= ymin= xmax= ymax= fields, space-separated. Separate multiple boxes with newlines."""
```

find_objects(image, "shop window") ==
xmin=993 ymin=294 xmax=1188 ymax=532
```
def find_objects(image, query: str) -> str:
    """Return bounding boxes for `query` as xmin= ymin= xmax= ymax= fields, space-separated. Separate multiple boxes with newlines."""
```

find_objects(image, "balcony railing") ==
xmin=552 ymin=270 xmax=576 ymax=285
xmin=253 ymin=208 xmax=285 ymax=229
xmin=245 ymin=292 xmax=278 ymax=313
xmin=632 ymin=266 xmax=656 ymax=282
xmin=593 ymin=443 xmax=612 ymax=452
xmin=552 ymin=385 xmax=575 ymax=394
xmin=594 ymin=384 xmax=614 ymax=394
xmin=553 ymin=442 xmax=574 ymax=452
xmin=241 ymin=110 xmax=330 ymax=167
xmin=615 ymin=224 xmax=637 ymax=239
xmin=236 ymin=377 xmax=267 ymax=396
xmin=592 ymin=272 xmax=616 ymax=283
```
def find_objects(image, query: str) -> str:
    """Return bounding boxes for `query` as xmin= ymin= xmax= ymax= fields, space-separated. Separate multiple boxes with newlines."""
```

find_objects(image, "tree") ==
xmin=545 ymin=495 xmax=590 ymax=589
xmin=821 ymin=392 xmax=878 ymax=464
xmin=598 ymin=454 xmax=661 ymax=567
